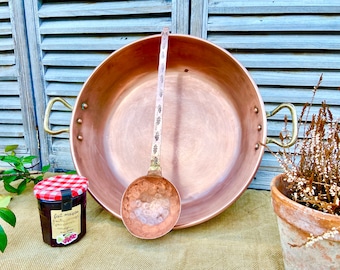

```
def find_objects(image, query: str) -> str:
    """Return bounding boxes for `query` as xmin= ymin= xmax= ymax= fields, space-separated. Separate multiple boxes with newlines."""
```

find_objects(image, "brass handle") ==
xmin=266 ymin=103 xmax=297 ymax=148
xmin=44 ymin=97 xmax=73 ymax=135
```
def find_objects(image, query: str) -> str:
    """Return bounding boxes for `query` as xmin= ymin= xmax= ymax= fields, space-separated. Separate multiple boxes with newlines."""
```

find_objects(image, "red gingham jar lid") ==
xmin=34 ymin=175 xmax=88 ymax=201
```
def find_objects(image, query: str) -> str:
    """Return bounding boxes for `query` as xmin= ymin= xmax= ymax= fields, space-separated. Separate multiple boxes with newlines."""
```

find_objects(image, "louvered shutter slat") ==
xmin=209 ymin=34 xmax=340 ymax=50
xmin=0 ymin=81 xmax=19 ymax=95
xmin=46 ymin=83 xmax=82 ymax=97
xmin=208 ymin=15 xmax=340 ymax=32
xmin=43 ymin=52 xmax=109 ymax=67
xmin=209 ymin=0 xmax=340 ymax=14
xmin=41 ymin=36 xmax=143 ymax=51
xmin=40 ymin=17 xmax=172 ymax=35
xmin=233 ymin=53 xmax=340 ymax=69
xmin=39 ymin=1 xmax=172 ymax=18
xmin=0 ymin=111 xmax=22 ymax=124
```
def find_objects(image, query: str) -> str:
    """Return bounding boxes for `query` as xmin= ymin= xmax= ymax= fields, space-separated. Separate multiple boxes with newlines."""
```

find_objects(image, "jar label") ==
xmin=51 ymin=204 xmax=81 ymax=245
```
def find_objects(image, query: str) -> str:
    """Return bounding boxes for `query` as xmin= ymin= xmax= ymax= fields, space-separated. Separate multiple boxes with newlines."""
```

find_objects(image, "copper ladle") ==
xmin=120 ymin=28 xmax=181 ymax=239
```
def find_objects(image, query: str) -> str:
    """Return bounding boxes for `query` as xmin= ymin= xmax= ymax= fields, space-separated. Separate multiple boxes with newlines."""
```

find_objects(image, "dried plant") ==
xmin=271 ymin=74 xmax=340 ymax=215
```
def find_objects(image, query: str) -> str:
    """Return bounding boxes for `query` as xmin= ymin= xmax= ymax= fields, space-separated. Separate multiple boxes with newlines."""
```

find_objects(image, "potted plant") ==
xmin=267 ymin=74 xmax=340 ymax=269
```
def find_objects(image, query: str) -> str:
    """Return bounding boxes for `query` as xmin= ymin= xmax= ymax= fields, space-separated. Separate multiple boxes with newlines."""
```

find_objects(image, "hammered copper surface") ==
xmin=121 ymin=175 xmax=181 ymax=239
xmin=70 ymin=34 xmax=267 ymax=228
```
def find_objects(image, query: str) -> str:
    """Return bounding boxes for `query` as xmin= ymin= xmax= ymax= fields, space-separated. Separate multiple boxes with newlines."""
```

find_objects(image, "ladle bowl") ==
xmin=121 ymin=173 xmax=181 ymax=239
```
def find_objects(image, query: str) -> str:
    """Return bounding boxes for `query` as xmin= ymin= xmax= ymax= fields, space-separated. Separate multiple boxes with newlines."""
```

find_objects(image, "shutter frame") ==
xmin=0 ymin=0 xmax=38 ymax=168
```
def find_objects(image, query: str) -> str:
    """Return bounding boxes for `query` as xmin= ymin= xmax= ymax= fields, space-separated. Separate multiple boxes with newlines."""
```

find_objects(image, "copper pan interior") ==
xmin=70 ymin=34 xmax=267 ymax=229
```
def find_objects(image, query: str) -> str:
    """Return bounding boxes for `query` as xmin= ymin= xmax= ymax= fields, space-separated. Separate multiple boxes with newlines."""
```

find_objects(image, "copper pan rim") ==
xmin=69 ymin=33 xmax=268 ymax=229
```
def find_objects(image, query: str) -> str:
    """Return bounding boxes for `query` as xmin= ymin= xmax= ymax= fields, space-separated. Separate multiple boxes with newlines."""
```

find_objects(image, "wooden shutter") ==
xmin=0 ymin=0 xmax=38 ymax=166
xmin=24 ymin=0 xmax=189 ymax=171
xmin=191 ymin=0 xmax=340 ymax=189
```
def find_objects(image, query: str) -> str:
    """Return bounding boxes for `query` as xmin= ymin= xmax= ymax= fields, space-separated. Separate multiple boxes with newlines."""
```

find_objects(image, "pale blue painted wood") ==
xmin=259 ymin=87 xmax=340 ymax=105
xmin=209 ymin=0 xmax=340 ymax=14
xmin=0 ymin=124 xmax=24 ymax=137
xmin=0 ymin=53 xmax=15 ymax=65
xmin=172 ymin=0 xmax=190 ymax=34
xmin=0 ymin=5 xmax=9 ymax=19
xmin=0 ymin=37 xmax=13 ymax=50
xmin=49 ymin=139 xmax=73 ymax=170
xmin=44 ymin=68 xmax=94 ymax=83
xmin=0 ymin=81 xmax=19 ymax=95
xmin=0 ymin=111 xmax=22 ymax=123
xmin=0 ymin=97 xmax=21 ymax=109
xmin=0 ymin=2 xmax=20 ymax=150
xmin=38 ymin=1 xmax=172 ymax=18
xmin=233 ymin=53 xmax=340 ymax=69
xmin=9 ymin=0 xmax=40 ymax=162
xmin=208 ymin=15 xmax=340 ymax=32
xmin=0 ymin=65 xmax=17 ymax=79
xmin=39 ymin=17 xmax=172 ymax=35
xmin=209 ymin=34 xmax=340 ymax=50
xmin=41 ymin=35 xmax=145 ymax=51
xmin=49 ymin=112 xmax=73 ymax=125
xmin=0 ymin=22 xmax=11 ymax=34
xmin=190 ymin=0 xmax=208 ymax=37
xmin=46 ymin=82 xmax=83 ymax=97
xmin=0 ymin=0 xmax=26 ymax=162
xmin=250 ymin=71 xmax=339 ymax=88
xmin=0 ymin=0 xmax=40 ymax=166
xmin=43 ymin=52 xmax=109 ymax=67
xmin=0 ymin=138 xmax=26 ymax=153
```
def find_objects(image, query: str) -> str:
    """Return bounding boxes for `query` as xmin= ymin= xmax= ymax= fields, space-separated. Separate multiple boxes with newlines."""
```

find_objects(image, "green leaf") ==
xmin=1 ymin=155 xmax=20 ymax=164
xmin=3 ymin=182 xmax=18 ymax=194
xmin=34 ymin=175 xmax=43 ymax=185
xmin=2 ymin=175 xmax=18 ymax=184
xmin=0 ymin=196 xmax=11 ymax=208
xmin=0 ymin=208 xmax=16 ymax=227
xmin=41 ymin=164 xmax=50 ymax=173
xmin=14 ymin=163 xmax=26 ymax=173
xmin=1 ymin=168 xmax=17 ymax=175
xmin=66 ymin=170 xmax=77 ymax=175
xmin=17 ymin=180 xmax=27 ymax=195
xmin=22 ymin=155 xmax=37 ymax=164
xmin=0 ymin=225 xmax=8 ymax=253
xmin=5 ymin=145 xmax=18 ymax=152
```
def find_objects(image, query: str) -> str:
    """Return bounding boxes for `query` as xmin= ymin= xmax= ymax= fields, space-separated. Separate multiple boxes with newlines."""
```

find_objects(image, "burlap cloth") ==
xmin=1 ymin=175 xmax=284 ymax=269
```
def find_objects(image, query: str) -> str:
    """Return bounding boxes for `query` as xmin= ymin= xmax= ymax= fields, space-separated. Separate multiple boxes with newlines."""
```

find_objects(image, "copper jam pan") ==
xmin=45 ymin=34 xmax=296 ymax=229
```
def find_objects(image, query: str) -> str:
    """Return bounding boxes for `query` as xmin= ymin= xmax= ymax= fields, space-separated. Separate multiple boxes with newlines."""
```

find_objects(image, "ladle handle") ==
xmin=44 ymin=97 xmax=73 ymax=135
xmin=148 ymin=27 xmax=170 ymax=175
xmin=266 ymin=103 xmax=298 ymax=148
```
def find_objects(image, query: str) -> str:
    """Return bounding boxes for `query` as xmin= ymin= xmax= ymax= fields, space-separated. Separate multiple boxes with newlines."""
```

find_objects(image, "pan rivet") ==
xmin=254 ymin=107 xmax=259 ymax=114
xmin=77 ymin=135 xmax=83 ymax=141
xmin=81 ymin=103 xmax=88 ymax=110
xmin=257 ymin=125 xmax=262 ymax=131
xmin=255 ymin=143 xmax=259 ymax=150
xmin=77 ymin=118 xmax=83 ymax=124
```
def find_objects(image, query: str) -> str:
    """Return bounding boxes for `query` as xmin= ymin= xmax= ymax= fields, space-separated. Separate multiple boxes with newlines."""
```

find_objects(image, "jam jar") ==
xmin=34 ymin=175 xmax=88 ymax=247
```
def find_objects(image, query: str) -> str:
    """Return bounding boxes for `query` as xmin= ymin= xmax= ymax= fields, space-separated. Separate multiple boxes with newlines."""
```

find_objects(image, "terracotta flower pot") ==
xmin=271 ymin=174 xmax=340 ymax=270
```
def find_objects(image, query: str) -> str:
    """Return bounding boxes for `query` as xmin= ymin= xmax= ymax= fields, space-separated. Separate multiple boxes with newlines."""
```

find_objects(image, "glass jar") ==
xmin=34 ymin=175 xmax=88 ymax=247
